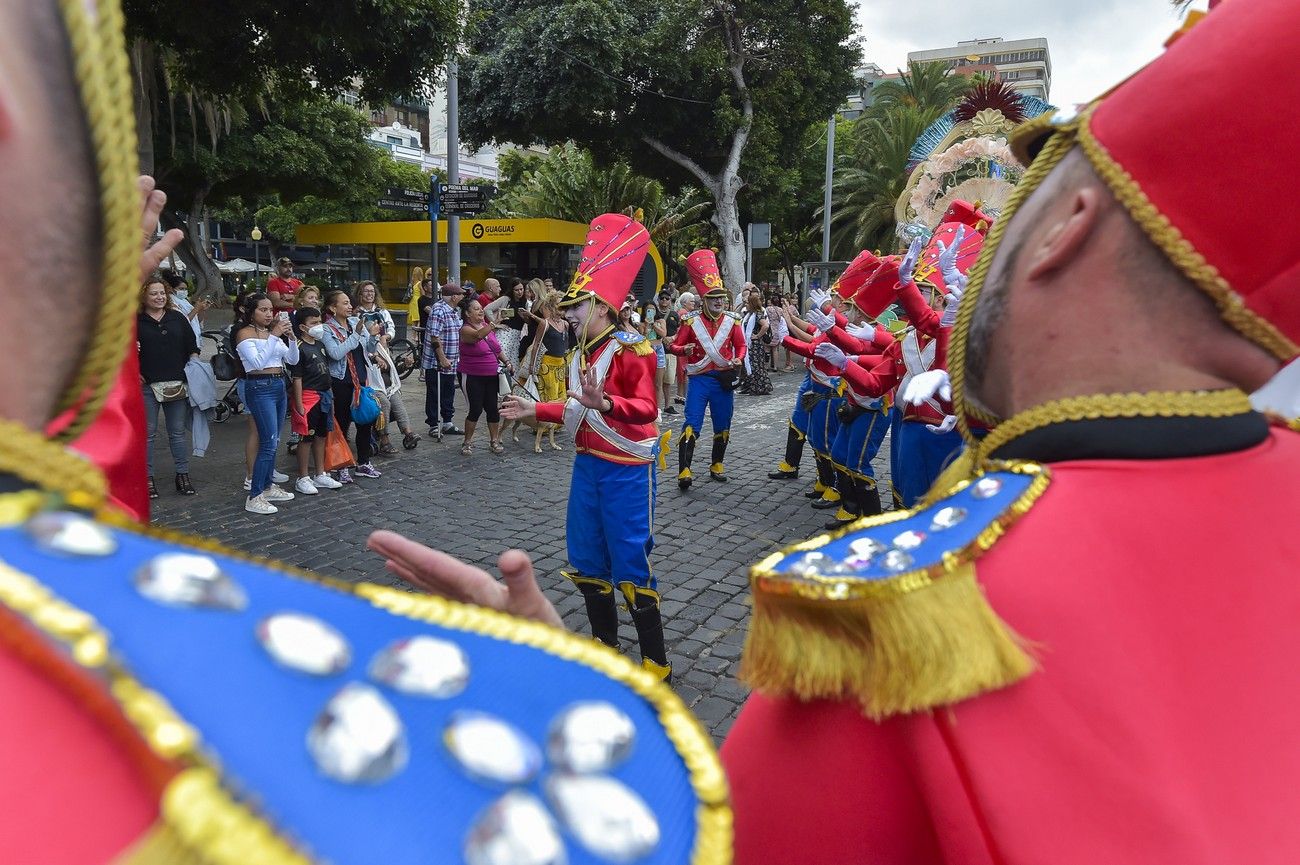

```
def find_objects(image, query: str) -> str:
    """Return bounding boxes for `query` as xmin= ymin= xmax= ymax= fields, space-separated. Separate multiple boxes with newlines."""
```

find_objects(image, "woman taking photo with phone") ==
xmin=321 ymin=290 xmax=383 ymax=480
xmin=138 ymin=274 xmax=201 ymax=500
xmin=234 ymin=292 xmax=300 ymax=514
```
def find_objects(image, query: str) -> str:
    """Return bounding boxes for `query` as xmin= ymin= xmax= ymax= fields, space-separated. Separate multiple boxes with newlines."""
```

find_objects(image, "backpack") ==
xmin=211 ymin=325 xmax=245 ymax=381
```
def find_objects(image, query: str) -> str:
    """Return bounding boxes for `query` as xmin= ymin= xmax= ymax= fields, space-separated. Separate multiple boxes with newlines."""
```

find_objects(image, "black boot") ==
xmin=812 ymin=469 xmax=848 ymax=509
xmin=622 ymin=584 xmax=671 ymax=683
xmin=677 ymin=429 xmax=697 ymax=490
xmin=824 ymin=474 xmax=860 ymax=529
xmin=570 ymin=575 xmax=620 ymax=650
xmin=175 ymin=473 xmax=196 ymax=496
xmin=768 ymin=426 xmax=803 ymax=479
xmin=709 ymin=431 xmax=729 ymax=482
xmin=804 ymin=454 xmax=833 ymax=498
xmin=857 ymin=478 xmax=883 ymax=519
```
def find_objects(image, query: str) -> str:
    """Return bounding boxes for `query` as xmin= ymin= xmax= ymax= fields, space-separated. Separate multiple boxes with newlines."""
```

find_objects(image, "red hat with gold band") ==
xmin=915 ymin=221 xmax=985 ymax=296
xmin=997 ymin=0 xmax=1300 ymax=361
xmin=561 ymin=213 xmax=651 ymax=310
xmin=853 ymin=255 xmax=902 ymax=318
xmin=833 ymin=249 xmax=882 ymax=301
xmin=686 ymin=249 xmax=728 ymax=298
xmin=936 ymin=199 xmax=993 ymax=234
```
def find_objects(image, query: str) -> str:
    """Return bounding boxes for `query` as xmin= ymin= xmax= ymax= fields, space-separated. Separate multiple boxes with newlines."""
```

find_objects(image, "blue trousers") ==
xmin=807 ymin=381 xmax=841 ymax=456
xmin=888 ymin=406 xmax=904 ymax=507
xmin=681 ymin=372 xmax=734 ymax=440
xmin=894 ymin=418 xmax=963 ymax=508
xmin=788 ymin=372 xmax=813 ymax=435
xmin=566 ymin=454 xmax=657 ymax=590
xmin=245 ymin=376 xmax=287 ymax=498
xmin=831 ymin=407 xmax=889 ymax=480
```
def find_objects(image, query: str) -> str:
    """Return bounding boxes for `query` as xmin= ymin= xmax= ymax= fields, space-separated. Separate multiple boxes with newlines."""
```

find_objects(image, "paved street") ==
xmin=152 ymin=368 xmax=892 ymax=742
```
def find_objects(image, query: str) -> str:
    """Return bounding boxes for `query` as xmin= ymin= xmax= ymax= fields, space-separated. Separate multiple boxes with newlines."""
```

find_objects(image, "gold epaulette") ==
xmin=741 ymin=462 xmax=1048 ymax=719
xmin=614 ymin=330 xmax=655 ymax=356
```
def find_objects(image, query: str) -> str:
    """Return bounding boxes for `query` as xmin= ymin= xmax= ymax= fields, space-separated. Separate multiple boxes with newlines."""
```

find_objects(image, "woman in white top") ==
xmin=354 ymin=281 xmax=394 ymax=346
xmin=235 ymin=292 xmax=300 ymax=515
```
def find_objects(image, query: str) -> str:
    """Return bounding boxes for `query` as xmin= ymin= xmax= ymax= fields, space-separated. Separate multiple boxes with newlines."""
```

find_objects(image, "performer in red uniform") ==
xmin=503 ymin=213 xmax=672 ymax=680
xmin=728 ymin=1 xmax=1300 ymax=862
xmin=668 ymin=249 xmax=747 ymax=488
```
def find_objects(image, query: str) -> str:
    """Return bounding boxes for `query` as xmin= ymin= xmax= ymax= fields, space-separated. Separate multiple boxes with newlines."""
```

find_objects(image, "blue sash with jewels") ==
xmin=0 ymin=511 xmax=729 ymax=865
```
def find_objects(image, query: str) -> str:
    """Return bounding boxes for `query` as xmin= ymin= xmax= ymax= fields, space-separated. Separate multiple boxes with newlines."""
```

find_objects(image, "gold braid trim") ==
xmin=950 ymin=115 xmax=1081 ymax=441
xmin=976 ymin=389 xmax=1255 ymax=461
xmin=0 ymin=419 xmax=107 ymax=507
xmin=1075 ymin=111 xmax=1298 ymax=361
xmin=54 ymin=0 xmax=140 ymax=441
xmin=742 ymin=462 xmax=1048 ymax=719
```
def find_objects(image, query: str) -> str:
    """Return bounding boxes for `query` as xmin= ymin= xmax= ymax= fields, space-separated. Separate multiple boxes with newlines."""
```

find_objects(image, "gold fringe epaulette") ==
xmin=741 ymin=462 xmax=1048 ymax=719
xmin=614 ymin=330 xmax=655 ymax=357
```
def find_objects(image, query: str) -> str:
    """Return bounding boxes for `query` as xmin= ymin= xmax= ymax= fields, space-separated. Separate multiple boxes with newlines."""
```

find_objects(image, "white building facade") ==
xmin=908 ymin=37 xmax=1051 ymax=101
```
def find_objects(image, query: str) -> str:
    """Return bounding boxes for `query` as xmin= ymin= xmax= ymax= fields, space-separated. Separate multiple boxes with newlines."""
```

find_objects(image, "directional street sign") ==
xmin=378 ymin=187 xmax=430 ymax=212
xmin=437 ymin=183 xmax=497 ymax=217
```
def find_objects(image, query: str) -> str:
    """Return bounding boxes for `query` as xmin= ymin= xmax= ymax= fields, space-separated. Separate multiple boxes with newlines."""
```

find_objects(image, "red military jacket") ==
xmin=831 ymin=327 xmax=949 ymax=425
xmin=724 ymin=410 xmax=1300 ymax=865
xmin=534 ymin=328 xmax=659 ymax=465
xmin=669 ymin=310 xmax=747 ymax=375
xmin=782 ymin=332 xmax=845 ymax=387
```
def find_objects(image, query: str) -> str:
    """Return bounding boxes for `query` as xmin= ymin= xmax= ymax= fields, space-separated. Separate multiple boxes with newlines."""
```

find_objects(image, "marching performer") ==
xmin=668 ymin=249 xmax=747 ymax=489
xmin=502 ymin=213 xmax=672 ymax=681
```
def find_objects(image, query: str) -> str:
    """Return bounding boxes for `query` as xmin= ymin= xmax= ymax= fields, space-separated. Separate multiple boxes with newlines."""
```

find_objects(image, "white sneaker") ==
xmin=263 ymin=484 xmax=295 ymax=503
xmin=312 ymin=473 xmax=343 ymax=490
xmin=245 ymin=495 xmax=277 ymax=515
xmin=294 ymin=477 xmax=319 ymax=496
xmin=272 ymin=470 xmax=289 ymax=484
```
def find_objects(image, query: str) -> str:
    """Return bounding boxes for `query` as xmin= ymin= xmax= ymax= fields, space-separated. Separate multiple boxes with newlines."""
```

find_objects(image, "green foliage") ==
xmin=457 ymin=0 xmax=858 ymax=207
xmin=254 ymin=161 xmax=444 ymax=242
xmin=122 ymin=0 xmax=459 ymax=105
xmin=825 ymin=62 xmax=975 ymax=255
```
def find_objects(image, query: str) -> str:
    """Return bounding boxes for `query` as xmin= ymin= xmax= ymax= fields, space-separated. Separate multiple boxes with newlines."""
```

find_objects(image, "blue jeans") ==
xmin=565 ymin=454 xmax=657 ymax=590
xmin=141 ymin=384 xmax=190 ymax=475
xmin=245 ymin=376 xmax=287 ymax=497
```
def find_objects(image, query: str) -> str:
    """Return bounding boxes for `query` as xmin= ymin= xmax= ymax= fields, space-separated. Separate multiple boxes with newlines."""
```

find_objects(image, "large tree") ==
xmin=457 ymin=0 xmax=859 ymax=291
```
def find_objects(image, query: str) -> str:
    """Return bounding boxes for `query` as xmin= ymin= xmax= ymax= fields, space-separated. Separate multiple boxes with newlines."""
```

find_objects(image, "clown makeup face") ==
xmin=564 ymin=298 xmax=615 ymax=342
xmin=704 ymin=296 xmax=727 ymax=317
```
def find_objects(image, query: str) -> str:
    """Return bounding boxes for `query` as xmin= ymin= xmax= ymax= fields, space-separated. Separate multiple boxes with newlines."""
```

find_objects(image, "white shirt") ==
xmin=236 ymin=333 xmax=300 ymax=372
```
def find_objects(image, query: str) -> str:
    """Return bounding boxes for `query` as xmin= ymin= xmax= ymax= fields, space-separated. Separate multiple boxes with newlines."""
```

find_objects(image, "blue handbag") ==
xmin=346 ymin=350 xmax=381 ymax=425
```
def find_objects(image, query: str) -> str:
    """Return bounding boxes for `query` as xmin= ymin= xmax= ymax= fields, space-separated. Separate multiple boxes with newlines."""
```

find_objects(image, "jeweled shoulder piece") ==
xmin=742 ymin=462 xmax=1049 ymax=719
xmin=0 ymin=508 xmax=729 ymax=865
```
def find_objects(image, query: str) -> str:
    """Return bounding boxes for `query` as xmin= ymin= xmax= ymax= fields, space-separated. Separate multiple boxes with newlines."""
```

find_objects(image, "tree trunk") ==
xmin=160 ymin=188 xmax=223 ymax=298
xmin=711 ymin=174 xmax=747 ymax=296
xmin=131 ymin=39 xmax=156 ymax=175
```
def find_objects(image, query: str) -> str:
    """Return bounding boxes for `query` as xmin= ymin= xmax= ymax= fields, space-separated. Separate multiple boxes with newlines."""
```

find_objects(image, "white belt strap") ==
xmin=686 ymin=314 xmax=735 ymax=375
xmin=562 ymin=343 xmax=660 ymax=460
xmin=900 ymin=330 xmax=941 ymax=414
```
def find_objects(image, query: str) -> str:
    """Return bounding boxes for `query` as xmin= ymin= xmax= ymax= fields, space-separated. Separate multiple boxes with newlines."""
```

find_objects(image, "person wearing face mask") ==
xmin=321 ymin=289 xmax=383 ymax=482
xmin=500 ymin=213 xmax=670 ymax=682
xmin=667 ymin=250 xmax=747 ymax=489
xmin=287 ymin=307 xmax=344 ymax=495
xmin=163 ymin=270 xmax=206 ymax=341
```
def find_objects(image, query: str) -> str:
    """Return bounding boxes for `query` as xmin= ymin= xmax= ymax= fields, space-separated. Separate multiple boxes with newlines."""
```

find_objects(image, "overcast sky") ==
xmin=856 ymin=0 xmax=1208 ymax=109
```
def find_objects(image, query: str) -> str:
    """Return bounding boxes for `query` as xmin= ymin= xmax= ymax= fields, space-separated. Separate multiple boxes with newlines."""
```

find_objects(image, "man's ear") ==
xmin=1023 ymin=187 xmax=1103 ymax=283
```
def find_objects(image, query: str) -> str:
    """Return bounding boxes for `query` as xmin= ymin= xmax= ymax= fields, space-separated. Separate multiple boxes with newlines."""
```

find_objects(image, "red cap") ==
xmin=561 ymin=213 xmax=651 ymax=310
xmin=853 ymin=256 xmax=902 ymax=318
xmin=686 ymin=249 xmax=727 ymax=298
xmin=833 ymin=250 xmax=881 ymax=300
xmin=935 ymin=200 xmax=993 ymax=234
xmin=915 ymin=222 xmax=985 ymax=295
xmin=1008 ymin=0 xmax=1300 ymax=360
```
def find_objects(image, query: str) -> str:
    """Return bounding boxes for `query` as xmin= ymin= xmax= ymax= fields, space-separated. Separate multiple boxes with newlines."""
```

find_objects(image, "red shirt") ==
xmin=266 ymin=275 xmax=301 ymax=309
xmin=724 ymin=425 xmax=1300 ymax=865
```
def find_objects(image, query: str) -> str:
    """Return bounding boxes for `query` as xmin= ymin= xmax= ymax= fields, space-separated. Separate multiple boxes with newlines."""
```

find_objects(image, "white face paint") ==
xmin=705 ymin=296 xmax=726 ymax=316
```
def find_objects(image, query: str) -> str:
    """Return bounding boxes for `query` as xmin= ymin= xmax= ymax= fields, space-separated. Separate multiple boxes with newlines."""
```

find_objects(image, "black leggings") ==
xmin=464 ymin=373 xmax=501 ymax=423
xmin=331 ymin=378 xmax=375 ymax=464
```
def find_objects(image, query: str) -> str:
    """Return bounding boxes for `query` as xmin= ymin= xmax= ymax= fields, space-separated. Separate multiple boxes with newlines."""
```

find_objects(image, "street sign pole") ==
xmin=446 ymin=59 xmax=461 ymax=284
xmin=429 ymin=175 xmax=441 ymax=287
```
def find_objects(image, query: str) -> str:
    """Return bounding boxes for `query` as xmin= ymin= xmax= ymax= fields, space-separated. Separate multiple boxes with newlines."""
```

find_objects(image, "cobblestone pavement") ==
xmin=152 ymin=369 xmax=891 ymax=742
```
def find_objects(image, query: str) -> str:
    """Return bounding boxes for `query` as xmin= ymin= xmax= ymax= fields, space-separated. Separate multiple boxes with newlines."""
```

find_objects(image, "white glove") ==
xmin=939 ymin=282 xmax=964 ymax=328
xmin=936 ymin=227 xmax=968 ymax=295
xmin=806 ymin=307 xmax=835 ymax=334
xmin=808 ymin=288 xmax=831 ymax=311
xmin=926 ymin=414 xmax=958 ymax=434
xmin=813 ymin=342 xmax=849 ymax=370
xmin=898 ymin=237 xmax=923 ymax=287
xmin=845 ymin=321 xmax=876 ymax=341
xmin=902 ymin=369 xmax=951 ymax=406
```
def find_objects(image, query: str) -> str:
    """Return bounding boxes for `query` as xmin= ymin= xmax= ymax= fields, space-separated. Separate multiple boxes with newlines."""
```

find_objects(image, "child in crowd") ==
xmin=288 ymin=308 xmax=344 ymax=495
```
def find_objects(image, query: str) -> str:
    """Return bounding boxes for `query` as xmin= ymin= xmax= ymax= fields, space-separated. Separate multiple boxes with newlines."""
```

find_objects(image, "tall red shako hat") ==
xmin=833 ymin=249 xmax=882 ymax=301
xmin=915 ymin=200 xmax=990 ymax=296
xmin=561 ymin=213 xmax=651 ymax=311
xmin=853 ymin=255 xmax=902 ymax=318
xmin=992 ymin=0 xmax=1300 ymax=361
xmin=686 ymin=248 xmax=728 ymax=299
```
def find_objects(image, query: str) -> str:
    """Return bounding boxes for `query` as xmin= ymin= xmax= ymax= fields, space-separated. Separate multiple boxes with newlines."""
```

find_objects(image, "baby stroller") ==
xmin=202 ymin=328 xmax=245 ymax=422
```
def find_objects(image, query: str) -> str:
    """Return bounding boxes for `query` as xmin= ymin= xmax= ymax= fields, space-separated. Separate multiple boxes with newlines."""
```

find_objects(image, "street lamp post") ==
xmin=251 ymin=225 xmax=263 ymax=288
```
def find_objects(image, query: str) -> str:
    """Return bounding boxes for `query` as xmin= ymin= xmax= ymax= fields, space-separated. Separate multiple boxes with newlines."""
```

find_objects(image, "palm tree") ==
xmin=872 ymin=61 xmax=975 ymax=119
